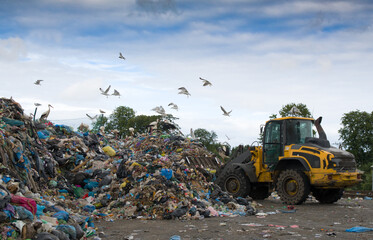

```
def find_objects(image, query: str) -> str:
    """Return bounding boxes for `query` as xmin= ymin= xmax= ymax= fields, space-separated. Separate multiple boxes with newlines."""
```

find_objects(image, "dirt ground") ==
xmin=94 ymin=195 xmax=373 ymax=240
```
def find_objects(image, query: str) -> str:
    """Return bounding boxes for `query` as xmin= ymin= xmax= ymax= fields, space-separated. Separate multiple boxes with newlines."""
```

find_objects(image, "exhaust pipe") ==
xmin=315 ymin=117 xmax=327 ymax=140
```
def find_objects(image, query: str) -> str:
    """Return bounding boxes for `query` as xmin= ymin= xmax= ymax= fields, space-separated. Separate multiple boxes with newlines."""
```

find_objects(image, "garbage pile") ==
xmin=0 ymin=97 xmax=256 ymax=239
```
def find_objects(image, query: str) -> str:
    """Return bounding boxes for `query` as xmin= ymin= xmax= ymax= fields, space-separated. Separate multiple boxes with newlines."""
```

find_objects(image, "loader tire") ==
xmin=276 ymin=169 xmax=310 ymax=205
xmin=312 ymin=188 xmax=344 ymax=204
xmin=222 ymin=169 xmax=250 ymax=198
xmin=249 ymin=185 xmax=271 ymax=200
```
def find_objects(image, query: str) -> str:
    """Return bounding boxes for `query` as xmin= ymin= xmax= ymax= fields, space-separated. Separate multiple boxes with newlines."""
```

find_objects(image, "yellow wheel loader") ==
xmin=215 ymin=117 xmax=363 ymax=205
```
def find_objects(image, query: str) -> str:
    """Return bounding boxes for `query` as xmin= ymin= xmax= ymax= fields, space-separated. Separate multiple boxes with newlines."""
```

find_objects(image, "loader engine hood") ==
xmin=323 ymin=146 xmax=357 ymax=171
xmin=299 ymin=143 xmax=357 ymax=171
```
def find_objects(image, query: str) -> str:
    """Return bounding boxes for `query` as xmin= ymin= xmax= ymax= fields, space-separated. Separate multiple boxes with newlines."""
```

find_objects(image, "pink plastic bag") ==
xmin=10 ymin=194 xmax=36 ymax=215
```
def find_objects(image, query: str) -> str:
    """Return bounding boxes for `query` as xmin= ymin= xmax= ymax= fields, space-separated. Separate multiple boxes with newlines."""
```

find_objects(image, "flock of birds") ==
xmin=31 ymin=51 xmax=233 ymax=141
xmin=151 ymin=77 xmax=232 ymax=117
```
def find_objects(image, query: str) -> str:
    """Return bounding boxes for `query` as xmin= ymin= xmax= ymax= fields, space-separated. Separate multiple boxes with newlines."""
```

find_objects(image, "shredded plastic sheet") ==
xmin=346 ymin=226 xmax=373 ymax=232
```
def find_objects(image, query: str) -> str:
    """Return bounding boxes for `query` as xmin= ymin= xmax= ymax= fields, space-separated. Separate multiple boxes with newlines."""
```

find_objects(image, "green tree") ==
xmin=338 ymin=110 xmax=373 ymax=190
xmin=338 ymin=110 xmax=373 ymax=166
xmin=106 ymin=106 xmax=136 ymax=137
xmin=92 ymin=115 xmax=108 ymax=133
xmin=194 ymin=128 xmax=220 ymax=154
xmin=278 ymin=103 xmax=312 ymax=118
xmin=128 ymin=115 xmax=160 ymax=134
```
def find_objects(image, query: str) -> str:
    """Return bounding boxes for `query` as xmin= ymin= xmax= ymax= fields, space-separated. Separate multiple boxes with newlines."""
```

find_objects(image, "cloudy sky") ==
xmin=1 ymin=0 xmax=372 ymax=147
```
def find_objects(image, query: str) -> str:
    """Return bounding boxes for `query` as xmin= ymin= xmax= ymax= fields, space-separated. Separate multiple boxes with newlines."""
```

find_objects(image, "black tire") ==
xmin=312 ymin=188 xmax=344 ymax=204
xmin=276 ymin=169 xmax=310 ymax=205
xmin=222 ymin=170 xmax=250 ymax=198
xmin=249 ymin=185 xmax=271 ymax=200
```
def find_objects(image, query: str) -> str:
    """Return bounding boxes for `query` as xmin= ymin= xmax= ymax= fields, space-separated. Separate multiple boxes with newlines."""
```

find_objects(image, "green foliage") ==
xmin=347 ymin=163 xmax=372 ymax=191
xmin=338 ymin=110 xmax=373 ymax=167
xmin=128 ymin=115 xmax=160 ymax=134
xmin=194 ymin=128 xmax=217 ymax=145
xmin=278 ymin=103 xmax=312 ymax=118
xmin=92 ymin=115 xmax=108 ymax=133
xmin=194 ymin=128 xmax=220 ymax=155
xmin=91 ymin=106 xmax=179 ymax=138
xmin=105 ymin=106 xmax=135 ymax=137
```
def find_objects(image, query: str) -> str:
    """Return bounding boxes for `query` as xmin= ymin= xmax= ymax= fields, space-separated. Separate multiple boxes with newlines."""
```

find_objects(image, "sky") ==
xmin=0 ymin=0 xmax=372 ymax=147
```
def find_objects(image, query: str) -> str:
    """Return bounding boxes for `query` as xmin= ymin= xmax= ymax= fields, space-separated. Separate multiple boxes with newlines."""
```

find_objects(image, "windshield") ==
xmin=286 ymin=120 xmax=313 ymax=145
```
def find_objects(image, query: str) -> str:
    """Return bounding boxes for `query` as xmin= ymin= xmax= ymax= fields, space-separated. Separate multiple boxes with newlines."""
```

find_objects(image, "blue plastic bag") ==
xmin=83 ymin=205 xmax=96 ymax=213
xmin=14 ymin=205 xmax=34 ymax=220
xmin=53 ymin=210 xmax=69 ymax=221
xmin=84 ymin=181 xmax=99 ymax=190
xmin=161 ymin=168 xmax=173 ymax=180
xmin=346 ymin=226 xmax=373 ymax=232
xmin=36 ymin=204 xmax=45 ymax=217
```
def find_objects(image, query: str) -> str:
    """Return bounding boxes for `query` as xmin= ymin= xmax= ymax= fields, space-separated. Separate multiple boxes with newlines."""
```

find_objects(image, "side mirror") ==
xmin=260 ymin=125 xmax=264 ymax=134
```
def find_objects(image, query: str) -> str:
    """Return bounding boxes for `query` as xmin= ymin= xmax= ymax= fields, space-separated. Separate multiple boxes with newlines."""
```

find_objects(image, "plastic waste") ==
xmin=14 ymin=205 xmax=34 ymax=220
xmin=161 ymin=168 xmax=173 ymax=180
xmin=170 ymin=235 xmax=181 ymax=240
xmin=102 ymin=146 xmax=116 ymax=156
xmin=83 ymin=204 xmax=96 ymax=213
xmin=10 ymin=194 xmax=37 ymax=214
xmin=34 ymin=232 xmax=59 ymax=240
xmin=346 ymin=226 xmax=373 ymax=232
xmin=56 ymin=224 xmax=77 ymax=240
xmin=52 ymin=211 xmax=69 ymax=221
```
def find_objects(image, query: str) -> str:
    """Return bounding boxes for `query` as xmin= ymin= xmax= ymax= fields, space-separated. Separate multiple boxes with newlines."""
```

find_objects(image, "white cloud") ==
xmin=0 ymin=37 xmax=27 ymax=62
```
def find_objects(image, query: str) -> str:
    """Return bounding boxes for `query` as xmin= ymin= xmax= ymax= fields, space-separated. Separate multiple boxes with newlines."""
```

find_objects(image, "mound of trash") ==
xmin=0 ymin=98 xmax=256 ymax=239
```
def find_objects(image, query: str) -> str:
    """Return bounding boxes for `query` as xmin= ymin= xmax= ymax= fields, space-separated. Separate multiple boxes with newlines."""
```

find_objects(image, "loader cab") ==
xmin=263 ymin=117 xmax=314 ymax=170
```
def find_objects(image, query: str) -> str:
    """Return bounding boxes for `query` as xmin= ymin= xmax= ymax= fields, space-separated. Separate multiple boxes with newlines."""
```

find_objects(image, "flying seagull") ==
xmin=151 ymin=106 xmax=166 ymax=115
xmin=99 ymin=85 xmax=111 ymax=97
xmin=86 ymin=114 xmax=98 ymax=120
xmin=220 ymin=106 xmax=232 ymax=117
xmin=199 ymin=77 xmax=212 ymax=87
xmin=178 ymin=87 xmax=191 ymax=97
xmin=112 ymin=89 xmax=121 ymax=97
xmin=40 ymin=104 xmax=53 ymax=121
xmin=119 ymin=52 xmax=125 ymax=60
xmin=34 ymin=103 xmax=42 ymax=107
xmin=168 ymin=103 xmax=179 ymax=111
xmin=34 ymin=80 xmax=43 ymax=85
xmin=290 ymin=106 xmax=301 ymax=116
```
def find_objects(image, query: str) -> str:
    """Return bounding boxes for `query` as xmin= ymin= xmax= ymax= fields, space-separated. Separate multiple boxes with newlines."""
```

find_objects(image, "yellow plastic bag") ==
xmin=102 ymin=146 xmax=116 ymax=157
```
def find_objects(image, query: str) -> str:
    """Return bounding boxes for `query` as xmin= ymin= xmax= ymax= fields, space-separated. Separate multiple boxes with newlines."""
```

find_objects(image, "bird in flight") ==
xmin=112 ymin=89 xmax=121 ymax=98
xmin=200 ymin=77 xmax=212 ymax=87
xmin=34 ymin=103 xmax=42 ymax=107
xmin=220 ymin=106 xmax=232 ymax=117
xmin=34 ymin=80 xmax=43 ymax=85
xmin=119 ymin=52 xmax=125 ymax=60
xmin=152 ymin=106 xmax=166 ymax=115
xmin=168 ymin=103 xmax=179 ymax=111
xmin=86 ymin=114 xmax=98 ymax=120
xmin=99 ymin=85 xmax=111 ymax=97
xmin=178 ymin=87 xmax=191 ymax=97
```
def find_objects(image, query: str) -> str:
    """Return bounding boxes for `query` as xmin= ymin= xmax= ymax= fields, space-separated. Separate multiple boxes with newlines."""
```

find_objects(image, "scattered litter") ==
xmin=241 ymin=223 xmax=264 ymax=227
xmin=346 ymin=226 xmax=373 ymax=232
